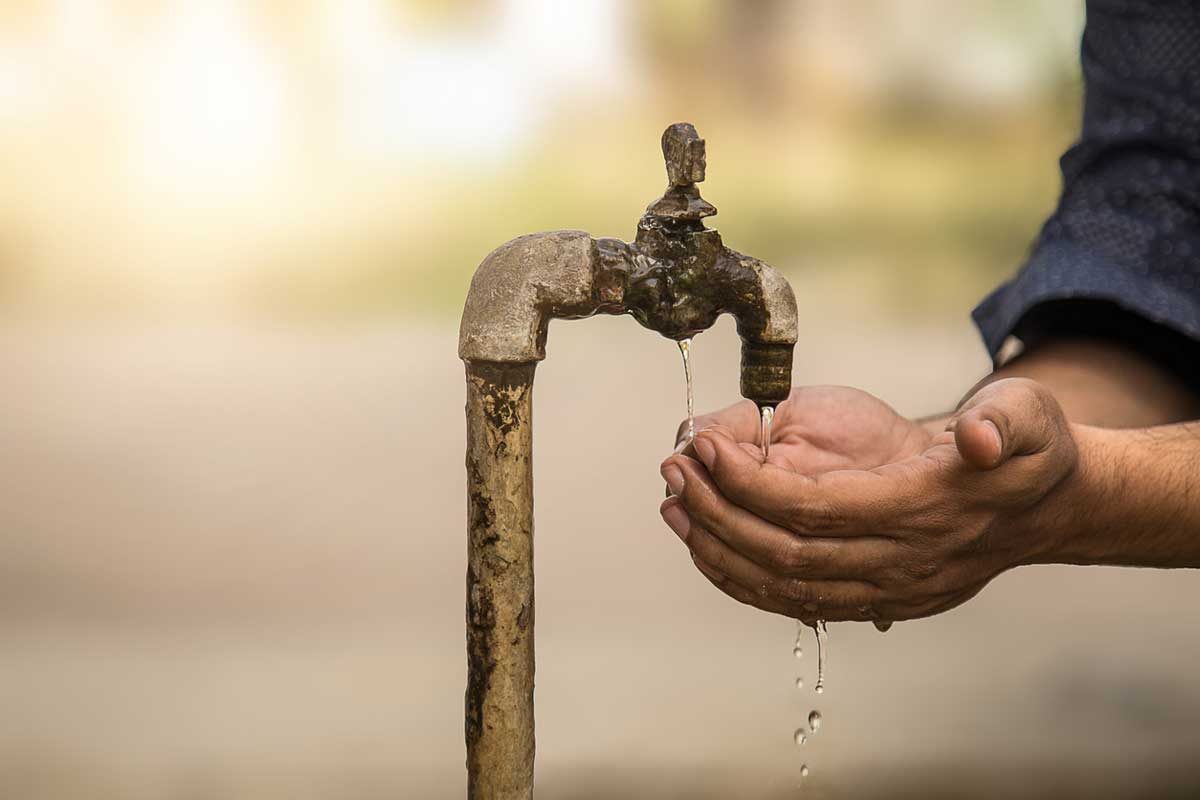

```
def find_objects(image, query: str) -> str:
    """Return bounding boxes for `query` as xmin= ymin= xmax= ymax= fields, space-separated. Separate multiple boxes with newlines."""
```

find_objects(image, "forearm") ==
xmin=1032 ymin=421 xmax=1200 ymax=569
xmin=969 ymin=338 xmax=1200 ymax=427
xmin=917 ymin=337 xmax=1200 ymax=436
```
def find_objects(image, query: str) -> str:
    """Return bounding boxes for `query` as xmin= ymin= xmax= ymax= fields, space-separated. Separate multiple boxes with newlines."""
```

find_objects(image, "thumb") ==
xmin=951 ymin=378 xmax=1061 ymax=470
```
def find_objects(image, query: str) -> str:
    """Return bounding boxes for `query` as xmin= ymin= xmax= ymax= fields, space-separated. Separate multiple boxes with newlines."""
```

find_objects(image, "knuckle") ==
xmin=858 ymin=549 xmax=889 ymax=580
xmin=899 ymin=558 xmax=940 ymax=583
xmin=773 ymin=537 xmax=810 ymax=573
xmin=786 ymin=498 xmax=847 ymax=535
xmin=680 ymin=483 xmax=719 ymax=527
xmin=1008 ymin=377 xmax=1043 ymax=403
xmin=710 ymin=464 xmax=752 ymax=503
xmin=780 ymin=577 xmax=816 ymax=603
xmin=701 ymin=542 xmax=729 ymax=573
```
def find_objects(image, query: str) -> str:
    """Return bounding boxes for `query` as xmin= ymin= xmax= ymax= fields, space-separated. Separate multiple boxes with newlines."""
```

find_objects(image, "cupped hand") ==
xmin=673 ymin=385 xmax=933 ymax=475
xmin=659 ymin=379 xmax=1079 ymax=623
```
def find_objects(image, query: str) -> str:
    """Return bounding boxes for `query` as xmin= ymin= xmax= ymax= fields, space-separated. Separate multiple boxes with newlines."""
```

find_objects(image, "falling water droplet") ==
xmin=759 ymin=404 xmax=774 ymax=460
xmin=810 ymin=620 xmax=828 ymax=694
xmin=793 ymin=645 xmax=803 ymax=659
xmin=677 ymin=338 xmax=695 ymax=443
xmin=800 ymin=765 xmax=810 ymax=778
xmin=795 ymin=676 xmax=804 ymax=690
xmin=793 ymin=728 xmax=806 ymax=746
xmin=808 ymin=710 xmax=822 ymax=732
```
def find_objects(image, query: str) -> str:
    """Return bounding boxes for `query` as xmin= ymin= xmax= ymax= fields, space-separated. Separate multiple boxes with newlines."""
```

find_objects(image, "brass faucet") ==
xmin=458 ymin=124 xmax=798 ymax=798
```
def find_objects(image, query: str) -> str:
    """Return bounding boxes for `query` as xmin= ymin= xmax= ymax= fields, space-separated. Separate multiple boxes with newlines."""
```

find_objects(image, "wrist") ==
xmin=975 ymin=338 xmax=1200 ymax=427
xmin=1022 ymin=423 xmax=1116 ymax=565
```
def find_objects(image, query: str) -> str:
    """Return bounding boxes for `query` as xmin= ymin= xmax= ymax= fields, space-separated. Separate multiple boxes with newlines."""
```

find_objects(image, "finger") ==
xmin=664 ymin=499 xmax=883 ymax=618
xmin=674 ymin=399 xmax=761 ymax=450
xmin=684 ymin=428 xmax=931 ymax=536
xmin=953 ymin=378 xmax=1062 ymax=470
xmin=662 ymin=459 xmax=894 ymax=581
xmin=688 ymin=523 xmax=881 ymax=611
xmin=691 ymin=552 xmax=795 ymax=615
xmin=876 ymin=577 xmax=993 ymax=623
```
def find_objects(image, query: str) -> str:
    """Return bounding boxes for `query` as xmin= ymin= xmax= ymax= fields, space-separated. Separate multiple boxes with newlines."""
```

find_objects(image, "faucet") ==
xmin=458 ymin=123 xmax=798 ymax=799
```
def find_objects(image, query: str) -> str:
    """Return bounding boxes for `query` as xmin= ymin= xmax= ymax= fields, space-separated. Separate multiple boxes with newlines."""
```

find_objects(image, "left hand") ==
xmin=658 ymin=379 xmax=1080 ymax=623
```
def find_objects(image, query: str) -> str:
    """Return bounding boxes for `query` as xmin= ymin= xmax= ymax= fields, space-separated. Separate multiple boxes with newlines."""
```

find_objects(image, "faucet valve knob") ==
xmin=644 ymin=122 xmax=716 ymax=224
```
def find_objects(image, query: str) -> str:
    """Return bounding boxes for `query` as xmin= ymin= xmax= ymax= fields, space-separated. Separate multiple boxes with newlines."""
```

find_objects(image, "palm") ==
xmin=684 ymin=386 xmax=932 ymax=475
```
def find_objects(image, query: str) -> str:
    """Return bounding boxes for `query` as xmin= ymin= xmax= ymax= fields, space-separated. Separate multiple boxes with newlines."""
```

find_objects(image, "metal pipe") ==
xmin=465 ymin=360 xmax=536 ymax=799
xmin=459 ymin=124 xmax=798 ymax=798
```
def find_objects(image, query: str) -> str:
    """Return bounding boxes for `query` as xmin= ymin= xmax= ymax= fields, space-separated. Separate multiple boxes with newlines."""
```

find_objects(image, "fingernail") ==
xmin=983 ymin=419 xmax=1002 ymax=452
xmin=661 ymin=502 xmax=691 ymax=542
xmin=661 ymin=464 xmax=684 ymax=495
xmin=693 ymin=435 xmax=715 ymax=468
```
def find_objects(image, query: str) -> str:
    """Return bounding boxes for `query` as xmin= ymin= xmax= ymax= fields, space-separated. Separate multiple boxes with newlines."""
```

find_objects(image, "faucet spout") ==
xmin=458 ymin=124 xmax=798 ymax=799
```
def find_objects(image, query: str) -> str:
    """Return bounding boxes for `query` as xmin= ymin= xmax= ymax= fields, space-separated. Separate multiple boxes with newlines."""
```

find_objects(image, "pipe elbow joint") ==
xmin=458 ymin=230 xmax=600 ymax=364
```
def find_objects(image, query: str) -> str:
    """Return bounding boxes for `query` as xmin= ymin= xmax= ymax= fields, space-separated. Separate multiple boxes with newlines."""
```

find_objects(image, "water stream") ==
xmin=812 ymin=620 xmax=828 ymax=694
xmin=759 ymin=404 xmax=774 ymax=460
xmin=677 ymin=338 xmax=695 ymax=444
xmin=792 ymin=620 xmax=829 ymax=785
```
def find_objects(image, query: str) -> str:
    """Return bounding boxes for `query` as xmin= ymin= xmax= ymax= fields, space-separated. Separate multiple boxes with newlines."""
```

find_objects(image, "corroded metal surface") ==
xmin=458 ymin=124 xmax=800 ymax=798
xmin=465 ymin=361 xmax=536 ymax=800
xmin=458 ymin=231 xmax=598 ymax=364
xmin=457 ymin=123 xmax=797 ymax=406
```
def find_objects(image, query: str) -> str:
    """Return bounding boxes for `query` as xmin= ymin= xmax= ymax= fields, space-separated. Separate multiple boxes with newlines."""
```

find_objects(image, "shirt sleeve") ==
xmin=972 ymin=0 xmax=1200 ymax=387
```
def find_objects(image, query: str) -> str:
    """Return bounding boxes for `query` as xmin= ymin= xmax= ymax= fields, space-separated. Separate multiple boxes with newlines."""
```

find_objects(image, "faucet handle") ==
xmin=662 ymin=122 xmax=707 ymax=186
xmin=644 ymin=122 xmax=717 ymax=223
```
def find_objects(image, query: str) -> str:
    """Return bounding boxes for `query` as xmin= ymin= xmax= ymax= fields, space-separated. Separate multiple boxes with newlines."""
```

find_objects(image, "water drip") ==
xmin=759 ymin=404 xmax=774 ymax=460
xmin=678 ymin=338 xmax=695 ymax=443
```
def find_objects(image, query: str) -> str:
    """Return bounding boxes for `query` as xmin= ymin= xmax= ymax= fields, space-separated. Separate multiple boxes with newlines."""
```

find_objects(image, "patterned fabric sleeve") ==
xmin=972 ymin=0 xmax=1200 ymax=388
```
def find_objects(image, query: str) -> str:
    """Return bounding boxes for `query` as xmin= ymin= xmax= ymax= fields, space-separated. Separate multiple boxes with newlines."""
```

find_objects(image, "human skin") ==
xmin=658 ymin=337 xmax=1200 ymax=624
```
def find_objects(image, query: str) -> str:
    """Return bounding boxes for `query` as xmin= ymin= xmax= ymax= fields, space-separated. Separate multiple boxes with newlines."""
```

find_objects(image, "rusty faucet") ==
xmin=458 ymin=123 xmax=798 ymax=798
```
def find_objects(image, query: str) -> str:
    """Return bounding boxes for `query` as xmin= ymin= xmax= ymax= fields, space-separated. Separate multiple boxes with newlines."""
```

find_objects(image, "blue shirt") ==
xmin=973 ymin=0 xmax=1200 ymax=388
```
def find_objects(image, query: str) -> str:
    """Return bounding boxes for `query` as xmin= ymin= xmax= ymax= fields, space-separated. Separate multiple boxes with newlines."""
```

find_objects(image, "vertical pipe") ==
xmin=465 ymin=360 xmax=537 ymax=799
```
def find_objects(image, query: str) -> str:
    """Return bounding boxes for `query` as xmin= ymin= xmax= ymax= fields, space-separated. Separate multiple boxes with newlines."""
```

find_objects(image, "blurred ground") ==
xmin=3 ymin=300 xmax=1199 ymax=799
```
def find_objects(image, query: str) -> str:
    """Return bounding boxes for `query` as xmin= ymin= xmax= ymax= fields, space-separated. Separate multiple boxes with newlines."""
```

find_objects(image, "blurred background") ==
xmin=3 ymin=1 xmax=1199 ymax=798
